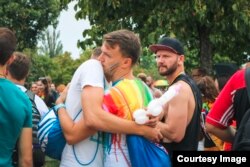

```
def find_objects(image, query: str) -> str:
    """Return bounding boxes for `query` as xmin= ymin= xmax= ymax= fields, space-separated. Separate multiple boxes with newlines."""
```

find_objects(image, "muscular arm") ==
xmin=205 ymin=123 xmax=235 ymax=143
xmin=157 ymin=82 xmax=190 ymax=142
xmin=56 ymin=85 xmax=96 ymax=144
xmin=57 ymin=107 xmax=97 ymax=145
xmin=18 ymin=128 xmax=33 ymax=167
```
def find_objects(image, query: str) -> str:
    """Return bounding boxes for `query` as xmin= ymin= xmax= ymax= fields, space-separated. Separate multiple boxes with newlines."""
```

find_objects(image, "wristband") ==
xmin=54 ymin=103 xmax=66 ymax=116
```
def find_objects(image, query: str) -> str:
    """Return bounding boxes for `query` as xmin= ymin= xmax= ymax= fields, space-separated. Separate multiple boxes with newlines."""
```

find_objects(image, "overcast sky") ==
xmin=57 ymin=1 xmax=90 ymax=59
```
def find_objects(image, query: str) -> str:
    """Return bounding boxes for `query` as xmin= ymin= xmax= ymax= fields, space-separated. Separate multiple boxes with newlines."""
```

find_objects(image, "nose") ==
xmin=97 ymin=53 xmax=104 ymax=62
xmin=156 ymin=57 xmax=165 ymax=65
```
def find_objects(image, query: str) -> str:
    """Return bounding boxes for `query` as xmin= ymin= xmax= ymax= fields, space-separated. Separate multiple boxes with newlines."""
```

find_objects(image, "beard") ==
xmin=158 ymin=61 xmax=178 ymax=76
xmin=103 ymin=62 xmax=120 ymax=82
xmin=104 ymin=71 xmax=112 ymax=82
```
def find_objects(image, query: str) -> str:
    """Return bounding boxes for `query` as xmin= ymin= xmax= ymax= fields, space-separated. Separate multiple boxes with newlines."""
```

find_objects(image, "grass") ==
xmin=44 ymin=156 xmax=60 ymax=167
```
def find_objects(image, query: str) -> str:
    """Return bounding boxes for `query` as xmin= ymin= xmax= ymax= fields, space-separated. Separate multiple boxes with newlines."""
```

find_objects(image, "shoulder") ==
xmin=170 ymin=80 xmax=196 ymax=108
xmin=229 ymin=69 xmax=244 ymax=82
xmin=222 ymin=69 xmax=245 ymax=91
xmin=1 ymin=79 xmax=28 ymax=100
xmin=174 ymin=80 xmax=193 ymax=94
xmin=233 ymin=69 xmax=245 ymax=77
xmin=175 ymin=74 xmax=200 ymax=95
xmin=77 ymin=59 xmax=103 ymax=74
xmin=83 ymin=59 xmax=102 ymax=67
xmin=3 ymin=79 xmax=20 ymax=91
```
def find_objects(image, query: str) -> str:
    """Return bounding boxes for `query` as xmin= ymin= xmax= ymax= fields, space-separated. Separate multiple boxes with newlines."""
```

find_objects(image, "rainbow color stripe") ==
xmin=102 ymin=78 xmax=153 ymax=162
xmin=103 ymin=78 xmax=153 ymax=119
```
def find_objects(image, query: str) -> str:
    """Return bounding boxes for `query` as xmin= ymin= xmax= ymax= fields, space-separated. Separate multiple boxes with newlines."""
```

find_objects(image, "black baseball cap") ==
xmin=149 ymin=37 xmax=184 ymax=55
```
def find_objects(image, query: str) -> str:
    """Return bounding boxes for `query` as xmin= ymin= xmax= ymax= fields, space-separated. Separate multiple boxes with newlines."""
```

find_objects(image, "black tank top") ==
xmin=161 ymin=74 xmax=202 ymax=156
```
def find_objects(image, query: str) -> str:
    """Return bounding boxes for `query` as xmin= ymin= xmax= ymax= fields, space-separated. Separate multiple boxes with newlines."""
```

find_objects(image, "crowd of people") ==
xmin=1 ymin=26 xmax=250 ymax=167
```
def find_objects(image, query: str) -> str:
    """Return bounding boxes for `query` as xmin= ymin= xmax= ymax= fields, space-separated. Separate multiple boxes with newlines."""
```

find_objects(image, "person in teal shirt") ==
xmin=0 ymin=27 xmax=32 ymax=167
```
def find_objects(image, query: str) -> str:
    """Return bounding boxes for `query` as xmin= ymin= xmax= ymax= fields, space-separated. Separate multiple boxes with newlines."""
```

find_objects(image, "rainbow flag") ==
xmin=102 ymin=79 xmax=171 ymax=167
xmin=103 ymin=78 xmax=153 ymax=119
xmin=102 ymin=78 xmax=153 ymax=156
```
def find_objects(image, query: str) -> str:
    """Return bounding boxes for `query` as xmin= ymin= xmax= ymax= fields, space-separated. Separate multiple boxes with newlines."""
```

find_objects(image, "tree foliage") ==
xmin=0 ymin=0 xmax=68 ymax=50
xmin=75 ymin=0 xmax=250 ymax=73
xmin=39 ymin=27 xmax=63 ymax=58
xmin=25 ymin=48 xmax=93 ymax=86
xmin=134 ymin=48 xmax=161 ymax=80
xmin=50 ymin=52 xmax=77 ymax=84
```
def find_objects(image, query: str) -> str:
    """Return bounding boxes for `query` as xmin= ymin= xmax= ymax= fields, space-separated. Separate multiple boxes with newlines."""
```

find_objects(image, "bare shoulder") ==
xmin=174 ymin=80 xmax=196 ymax=116
xmin=173 ymin=80 xmax=193 ymax=99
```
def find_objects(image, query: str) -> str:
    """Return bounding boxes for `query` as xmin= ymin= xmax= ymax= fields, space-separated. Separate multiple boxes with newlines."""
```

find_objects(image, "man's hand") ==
xmin=143 ymin=126 xmax=163 ymax=143
xmin=145 ymin=114 xmax=160 ymax=127
xmin=56 ymin=83 xmax=70 ymax=104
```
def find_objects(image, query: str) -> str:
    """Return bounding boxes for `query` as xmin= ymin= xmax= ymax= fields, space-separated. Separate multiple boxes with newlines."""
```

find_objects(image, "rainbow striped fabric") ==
xmin=102 ymin=78 xmax=153 ymax=156
xmin=103 ymin=78 xmax=153 ymax=120
xmin=102 ymin=78 xmax=171 ymax=167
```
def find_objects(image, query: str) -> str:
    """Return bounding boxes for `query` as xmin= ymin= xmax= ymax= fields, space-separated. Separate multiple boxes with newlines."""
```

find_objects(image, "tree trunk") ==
xmin=198 ymin=25 xmax=213 ymax=75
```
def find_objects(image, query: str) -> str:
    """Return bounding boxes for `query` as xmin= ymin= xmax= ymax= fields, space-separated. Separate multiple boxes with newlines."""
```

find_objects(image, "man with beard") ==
xmin=149 ymin=37 xmax=202 ymax=157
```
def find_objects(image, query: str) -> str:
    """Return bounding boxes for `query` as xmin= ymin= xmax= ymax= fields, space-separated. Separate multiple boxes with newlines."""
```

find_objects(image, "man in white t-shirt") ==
xmin=60 ymin=58 xmax=105 ymax=167
xmin=55 ymin=47 xmax=105 ymax=166
xmin=56 ymin=32 xmax=162 ymax=167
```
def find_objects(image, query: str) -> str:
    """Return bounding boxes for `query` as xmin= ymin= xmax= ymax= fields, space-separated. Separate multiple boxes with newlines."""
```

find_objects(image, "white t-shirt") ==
xmin=60 ymin=59 xmax=104 ymax=167
xmin=104 ymin=134 xmax=131 ymax=167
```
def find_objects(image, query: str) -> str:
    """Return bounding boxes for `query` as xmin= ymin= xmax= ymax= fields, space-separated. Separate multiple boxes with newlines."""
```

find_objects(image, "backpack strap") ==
xmin=245 ymin=68 xmax=250 ymax=103
xmin=25 ymin=90 xmax=39 ymax=115
xmin=26 ymin=89 xmax=35 ymax=101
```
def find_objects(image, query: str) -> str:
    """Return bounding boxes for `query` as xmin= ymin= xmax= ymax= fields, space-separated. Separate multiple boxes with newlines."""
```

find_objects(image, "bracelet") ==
xmin=54 ymin=103 xmax=66 ymax=116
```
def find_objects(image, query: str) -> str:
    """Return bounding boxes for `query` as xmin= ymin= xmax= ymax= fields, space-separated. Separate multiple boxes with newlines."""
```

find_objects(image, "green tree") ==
xmin=134 ymin=47 xmax=160 ymax=80
xmin=25 ymin=50 xmax=75 ymax=85
xmin=0 ymin=0 xmax=69 ymax=50
xmin=75 ymin=0 xmax=250 ymax=73
xmin=51 ymin=47 xmax=96 ymax=85
xmin=39 ymin=27 xmax=63 ymax=58
xmin=24 ymin=49 xmax=55 ymax=82
xmin=50 ymin=52 xmax=76 ymax=84
xmin=25 ymin=48 xmax=93 ymax=85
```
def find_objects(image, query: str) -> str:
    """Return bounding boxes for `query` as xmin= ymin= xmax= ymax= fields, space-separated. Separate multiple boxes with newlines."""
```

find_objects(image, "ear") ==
xmin=3 ymin=54 xmax=14 ymax=75
xmin=179 ymin=55 xmax=185 ymax=61
xmin=178 ymin=55 xmax=185 ymax=65
xmin=121 ymin=58 xmax=132 ymax=68
xmin=6 ymin=54 xmax=15 ymax=65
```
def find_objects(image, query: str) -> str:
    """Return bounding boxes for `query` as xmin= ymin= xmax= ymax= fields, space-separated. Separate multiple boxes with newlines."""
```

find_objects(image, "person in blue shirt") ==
xmin=0 ymin=27 xmax=32 ymax=167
